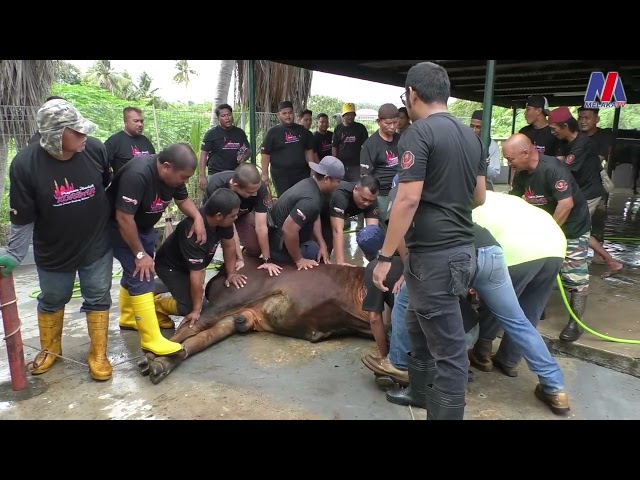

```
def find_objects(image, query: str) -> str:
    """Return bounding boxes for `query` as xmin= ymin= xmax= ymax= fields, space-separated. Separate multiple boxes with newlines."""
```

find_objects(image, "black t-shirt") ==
xmin=397 ymin=113 xmax=484 ymax=251
xmin=559 ymin=132 xmax=606 ymax=201
xmin=589 ymin=128 xmax=613 ymax=161
xmin=313 ymin=131 xmax=334 ymax=160
xmin=104 ymin=130 xmax=156 ymax=175
xmin=205 ymin=170 xmax=270 ymax=216
xmin=108 ymin=154 xmax=189 ymax=233
xmin=9 ymin=137 xmax=112 ymax=271
xmin=510 ymin=154 xmax=591 ymax=238
xmin=519 ymin=124 xmax=562 ymax=156
xmin=155 ymin=210 xmax=234 ymax=273
xmin=332 ymin=122 xmax=369 ymax=167
xmin=27 ymin=131 xmax=40 ymax=146
xmin=325 ymin=181 xmax=379 ymax=220
xmin=261 ymin=123 xmax=313 ymax=173
xmin=268 ymin=177 xmax=324 ymax=246
xmin=200 ymin=125 xmax=250 ymax=175
xmin=363 ymin=257 xmax=404 ymax=313
xmin=360 ymin=131 xmax=401 ymax=195
xmin=473 ymin=224 xmax=500 ymax=248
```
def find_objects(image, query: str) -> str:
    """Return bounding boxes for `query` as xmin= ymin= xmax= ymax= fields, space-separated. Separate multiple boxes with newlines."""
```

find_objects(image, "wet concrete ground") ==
xmin=1 ymin=189 xmax=639 ymax=420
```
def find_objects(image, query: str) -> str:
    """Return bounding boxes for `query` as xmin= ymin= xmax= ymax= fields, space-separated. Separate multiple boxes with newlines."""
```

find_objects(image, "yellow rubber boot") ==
xmin=31 ymin=310 xmax=64 ymax=375
xmin=118 ymin=286 xmax=137 ymax=330
xmin=130 ymin=292 xmax=182 ymax=355
xmin=86 ymin=311 xmax=113 ymax=381
xmin=154 ymin=294 xmax=178 ymax=329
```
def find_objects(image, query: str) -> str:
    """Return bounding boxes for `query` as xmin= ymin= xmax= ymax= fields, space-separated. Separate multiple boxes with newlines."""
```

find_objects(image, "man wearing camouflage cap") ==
xmin=0 ymin=99 xmax=115 ymax=381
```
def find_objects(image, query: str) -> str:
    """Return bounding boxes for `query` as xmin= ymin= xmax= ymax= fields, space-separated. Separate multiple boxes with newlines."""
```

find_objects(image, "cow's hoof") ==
xmin=148 ymin=360 xmax=170 ymax=385
xmin=234 ymin=315 xmax=250 ymax=333
xmin=137 ymin=357 xmax=150 ymax=377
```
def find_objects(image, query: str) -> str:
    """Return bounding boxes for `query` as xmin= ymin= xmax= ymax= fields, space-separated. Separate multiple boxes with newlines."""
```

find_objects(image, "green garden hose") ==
xmin=556 ymin=274 xmax=640 ymax=345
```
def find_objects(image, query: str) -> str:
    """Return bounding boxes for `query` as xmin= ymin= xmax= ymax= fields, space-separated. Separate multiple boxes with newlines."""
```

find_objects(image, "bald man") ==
xmin=503 ymin=133 xmax=592 ymax=342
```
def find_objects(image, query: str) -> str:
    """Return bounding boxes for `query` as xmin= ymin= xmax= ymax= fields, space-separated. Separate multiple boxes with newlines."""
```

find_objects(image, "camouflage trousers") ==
xmin=560 ymin=231 xmax=590 ymax=293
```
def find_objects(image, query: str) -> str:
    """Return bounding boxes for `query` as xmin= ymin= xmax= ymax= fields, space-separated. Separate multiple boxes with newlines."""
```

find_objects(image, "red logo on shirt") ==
xmin=401 ymin=151 xmax=415 ymax=169
xmin=372 ymin=208 xmax=379 ymax=216
xmin=555 ymin=180 xmax=568 ymax=192
xmin=565 ymin=154 xmax=575 ymax=165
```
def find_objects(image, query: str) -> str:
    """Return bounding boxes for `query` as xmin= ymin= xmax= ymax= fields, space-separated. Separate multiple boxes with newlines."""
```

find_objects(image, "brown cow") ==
xmin=139 ymin=255 xmax=373 ymax=384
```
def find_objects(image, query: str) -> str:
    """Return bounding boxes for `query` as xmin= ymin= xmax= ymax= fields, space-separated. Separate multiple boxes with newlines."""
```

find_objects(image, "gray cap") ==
xmin=37 ymin=99 xmax=97 ymax=135
xmin=309 ymin=156 xmax=345 ymax=180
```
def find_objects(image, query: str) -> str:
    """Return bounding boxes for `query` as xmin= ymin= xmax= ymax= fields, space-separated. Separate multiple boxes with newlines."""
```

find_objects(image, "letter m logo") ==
xmin=585 ymin=72 xmax=627 ymax=104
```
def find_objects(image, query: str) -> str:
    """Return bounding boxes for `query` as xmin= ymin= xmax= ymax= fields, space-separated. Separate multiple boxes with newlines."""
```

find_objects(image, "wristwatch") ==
xmin=377 ymin=251 xmax=393 ymax=262
xmin=135 ymin=251 xmax=145 ymax=260
xmin=263 ymin=257 xmax=272 ymax=264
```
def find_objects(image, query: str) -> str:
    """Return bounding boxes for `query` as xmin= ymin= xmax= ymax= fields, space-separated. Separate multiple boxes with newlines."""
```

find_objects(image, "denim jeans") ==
xmin=111 ymin=221 xmax=157 ymax=296
xmin=404 ymin=244 xmax=476 ymax=396
xmin=36 ymin=248 xmax=113 ymax=313
xmin=389 ymin=282 xmax=411 ymax=370
xmin=271 ymin=240 xmax=320 ymax=264
xmin=472 ymin=245 xmax=565 ymax=394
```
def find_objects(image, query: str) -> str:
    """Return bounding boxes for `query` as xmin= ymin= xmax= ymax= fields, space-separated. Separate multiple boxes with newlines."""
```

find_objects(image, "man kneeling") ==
xmin=154 ymin=189 xmax=248 ymax=328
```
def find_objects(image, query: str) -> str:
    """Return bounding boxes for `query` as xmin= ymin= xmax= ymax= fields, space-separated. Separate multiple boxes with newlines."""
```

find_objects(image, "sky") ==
xmin=65 ymin=60 xmax=410 ymax=107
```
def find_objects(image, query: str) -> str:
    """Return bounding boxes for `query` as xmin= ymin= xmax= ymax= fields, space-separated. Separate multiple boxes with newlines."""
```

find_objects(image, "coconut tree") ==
xmin=0 ymin=60 xmax=58 ymax=202
xmin=234 ymin=60 xmax=313 ymax=133
xmin=84 ymin=60 xmax=133 ymax=97
xmin=210 ymin=59 xmax=235 ymax=127
xmin=173 ymin=60 xmax=197 ymax=93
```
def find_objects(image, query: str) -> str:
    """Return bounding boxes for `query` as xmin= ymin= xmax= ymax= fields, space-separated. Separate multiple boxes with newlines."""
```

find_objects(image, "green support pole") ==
xmin=608 ymin=106 xmax=622 ymax=178
xmin=480 ymin=60 xmax=496 ymax=160
xmin=249 ymin=60 xmax=257 ymax=165
xmin=507 ymin=105 xmax=517 ymax=182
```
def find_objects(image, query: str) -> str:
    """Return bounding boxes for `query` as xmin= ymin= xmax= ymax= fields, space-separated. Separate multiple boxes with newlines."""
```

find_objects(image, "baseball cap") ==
xmin=342 ymin=102 xmax=356 ymax=116
xmin=525 ymin=95 xmax=550 ymax=116
xmin=309 ymin=156 xmax=345 ymax=180
xmin=37 ymin=99 xmax=97 ymax=135
xmin=356 ymin=225 xmax=386 ymax=257
xmin=547 ymin=106 xmax=573 ymax=124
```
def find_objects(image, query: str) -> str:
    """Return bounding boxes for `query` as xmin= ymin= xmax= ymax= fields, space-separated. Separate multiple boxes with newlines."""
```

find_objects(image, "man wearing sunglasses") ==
xmin=373 ymin=62 xmax=486 ymax=420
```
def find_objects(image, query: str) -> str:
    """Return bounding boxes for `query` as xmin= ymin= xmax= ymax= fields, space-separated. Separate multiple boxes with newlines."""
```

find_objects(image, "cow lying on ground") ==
xmin=139 ymin=255 xmax=373 ymax=384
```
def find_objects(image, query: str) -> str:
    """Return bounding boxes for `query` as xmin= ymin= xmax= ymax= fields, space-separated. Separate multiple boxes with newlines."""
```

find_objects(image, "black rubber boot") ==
xmin=386 ymin=355 xmax=436 ymax=409
xmin=424 ymin=385 xmax=465 ymax=420
xmin=559 ymin=291 xmax=588 ymax=342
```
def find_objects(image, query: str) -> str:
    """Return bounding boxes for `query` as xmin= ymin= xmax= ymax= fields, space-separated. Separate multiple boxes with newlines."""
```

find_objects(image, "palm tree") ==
xmin=0 ymin=60 xmax=58 ymax=202
xmin=173 ymin=60 xmax=197 ymax=93
xmin=235 ymin=60 xmax=313 ymax=133
xmin=84 ymin=60 xmax=132 ymax=97
xmin=210 ymin=60 xmax=235 ymax=127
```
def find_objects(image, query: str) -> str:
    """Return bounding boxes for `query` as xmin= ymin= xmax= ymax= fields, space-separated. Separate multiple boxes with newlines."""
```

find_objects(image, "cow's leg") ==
xmin=147 ymin=310 xmax=259 ymax=385
xmin=138 ymin=323 xmax=203 ymax=376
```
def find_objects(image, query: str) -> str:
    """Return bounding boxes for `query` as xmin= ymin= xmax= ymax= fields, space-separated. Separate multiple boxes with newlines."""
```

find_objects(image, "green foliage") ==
xmin=56 ymin=61 xmax=82 ymax=85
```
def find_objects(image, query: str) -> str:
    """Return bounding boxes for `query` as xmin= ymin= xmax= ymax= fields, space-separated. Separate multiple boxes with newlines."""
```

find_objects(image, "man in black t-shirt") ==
xmin=198 ymin=103 xmax=251 ymax=188
xmin=548 ymin=106 xmax=622 ymax=274
xmin=518 ymin=95 xmax=563 ymax=157
xmin=204 ymin=163 xmax=282 ymax=277
xmin=109 ymin=143 xmax=207 ymax=356
xmin=372 ymin=62 xmax=485 ymax=421
xmin=104 ymin=106 xmax=156 ymax=175
xmin=1 ymin=99 xmax=114 ymax=382
xmin=360 ymin=103 xmax=400 ymax=225
xmin=504 ymin=133 xmax=591 ymax=342
xmin=154 ymin=189 xmax=247 ymax=329
xmin=260 ymin=100 xmax=316 ymax=197
xmin=313 ymin=113 xmax=334 ymax=161
xmin=321 ymin=176 xmax=380 ymax=264
xmin=267 ymin=156 xmax=344 ymax=269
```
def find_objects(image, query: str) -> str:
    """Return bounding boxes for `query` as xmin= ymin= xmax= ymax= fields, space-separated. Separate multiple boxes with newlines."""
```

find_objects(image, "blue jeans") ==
xmin=36 ymin=248 xmax=113 ymax=313
xmin=271 ymin=240 xmax=320 ymax=264
xmin=472 ymin=245 xmax=565 ymax=394
xmin=111 ymin=221 xmax=157 ymax=296
xmin=389 ymin=282 xmax=411 ymax=370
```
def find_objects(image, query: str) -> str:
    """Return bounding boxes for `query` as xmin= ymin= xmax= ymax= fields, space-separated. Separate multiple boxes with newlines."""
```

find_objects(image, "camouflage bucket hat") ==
xmin=37 ymin=99 xmax=97 ymax=135
xmin=37 ymin=99 xmax=97 ymax=155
